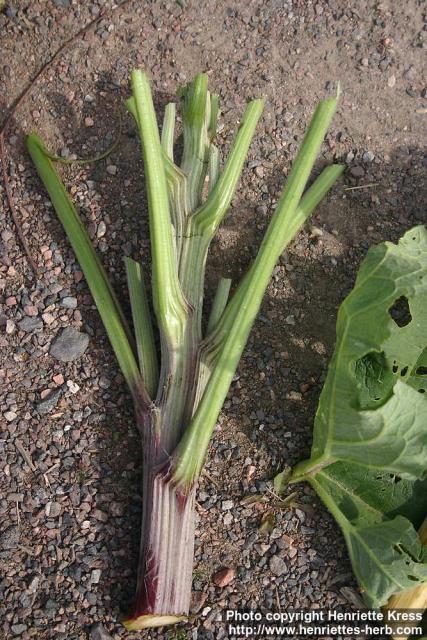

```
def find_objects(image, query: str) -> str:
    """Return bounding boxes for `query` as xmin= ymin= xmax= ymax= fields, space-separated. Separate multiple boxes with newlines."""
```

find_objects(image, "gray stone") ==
xmin=90 ymin=569 xmax=102 ymax=584
xmin=269 ymin=554 xmax=288 ymax=577
xmin=362 ymin=150 xmax=375 ymax=163
xmin=11 ymin=624 xmax=27 ymax=635
xmin=19 ymin=592 xmax=31 ymax=608
xmin=18 ymin=316 xmax=43 ymax=332
xmin=37 ymin=388 xmax=63 ymax=415
xmin=5 ymin=5 xmax=18 ymax=18
xmin=350 ymin=165 xmax=365 ymax=178
xmin=60 ymin=296 xmax=78 ymax=309
xmin=46 ymin=502 xmax=61 ymax=517
xmin=44 ymin=599 xmax=58 ymax=616
xmin=0 ymin=525 xmax=20 ymax=550
xmin=27 ymin=575 xmax=40 ymax=594
xmin=99 ymin=375 xmax=111 ymax=389
xmin=223 ymin=512 xmax=233 ymax=526
xmin=90 ymin=623 xmax=113 ymax=640
xmin=97 ymin=221 xmax=106 ymax=238
xmin=49 ymin=327 xmax=89 ymax=362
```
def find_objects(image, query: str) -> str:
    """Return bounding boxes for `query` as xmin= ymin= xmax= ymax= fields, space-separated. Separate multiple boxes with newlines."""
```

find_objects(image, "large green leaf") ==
xmin=290 ymin=226 xmax=427 ymax=608
xmin=294 ymin=226 xmax=427 ymax=480
xmin=310 ymin=462 xmax=427 ymax=607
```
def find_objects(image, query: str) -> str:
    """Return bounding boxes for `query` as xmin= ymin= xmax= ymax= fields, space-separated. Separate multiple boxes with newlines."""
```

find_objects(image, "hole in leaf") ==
xmin=392 ymin=365 xmax=398 ymax=373
xmin=355 ymin=351 xmax=394 ymax=409
xmin=407 ymin=575 xmax=419 ymax=582
xmin=400 ymin=366 xmax=409 ymax=377
xmin=389 ymin=296 xmax=412 ymax=327
xmin=395 ymin=543 xmax=421 ymax=563
xmin=419 ymin=389 xmax=425 ymax=394
xmin=393 ymin=476 xmax=402 ymax=484
xmin=416 ymin=366 xmax=427 ymax=376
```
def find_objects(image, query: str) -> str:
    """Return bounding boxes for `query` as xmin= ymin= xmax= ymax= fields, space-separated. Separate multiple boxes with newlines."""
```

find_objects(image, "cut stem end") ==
xmin=122 ymin=613 xmax=187 ymax=630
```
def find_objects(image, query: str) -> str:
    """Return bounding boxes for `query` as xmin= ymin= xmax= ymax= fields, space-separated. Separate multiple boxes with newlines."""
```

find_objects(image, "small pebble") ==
xmin=24 ymin=304 xmax=38 ymax=316
xmin=1 ymin=229 xmax=14 ymax=242
xmin=46 ymin=502 xmax=61 ymax=518
xmin=67 ymin=380 xmax=80 ymax=394
xmin=310 ymin=226 xmax=323 ymax=237
xmin=49 ymin=327 xmax=89 ymax=362
xmin=350 ymin=165 xmax=365 ymax=178
xmin=213 ymin=567 xmax=235 ymax=587
xmin=91 ymin=569 xmax=102 ymax=584
xmin=90 ymin=623 xmax=113 ymax=640
xmin=224 ymin=512 xmax=233 ymax=526
xmin=97 ymin=221 xmax=107 ymax=238
xmin=37 ymin=388 xmax=63 ymax=415
xmin=5 ymin=319 xmax=15 ymax=334
xmin=18 ymin=317 xmax=43 ymax=332
xmin=362 ymin=151 xmax=375 ymax=163
xmin=269 ymin=555 xmax=287 ymax=577
xmin=60 ymin=296 xmax=78 ymax=309
xmin=6 ymin=5 xmax=18 ymax=18
xmin=11 ymin=624 xmax=27 ymax=635
xmin=0 ymin=525 xmax=20 ymax=550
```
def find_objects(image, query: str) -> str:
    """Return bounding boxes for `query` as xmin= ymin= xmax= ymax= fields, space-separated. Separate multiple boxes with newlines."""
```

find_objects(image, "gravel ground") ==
xmin=0 ymin=1 xmax=425 ymax=639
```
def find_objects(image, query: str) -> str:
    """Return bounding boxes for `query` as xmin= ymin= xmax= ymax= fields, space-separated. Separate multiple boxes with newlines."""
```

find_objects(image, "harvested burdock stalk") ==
xmin=27 ymin=70 xmax=343 ymax=629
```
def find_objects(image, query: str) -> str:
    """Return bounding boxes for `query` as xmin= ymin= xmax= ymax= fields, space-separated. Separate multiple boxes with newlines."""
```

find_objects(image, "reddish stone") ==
xmin=24 ymin=304 xmax=38 ymax=316
xmin=212 ymin=567 xmax=235 ymax=588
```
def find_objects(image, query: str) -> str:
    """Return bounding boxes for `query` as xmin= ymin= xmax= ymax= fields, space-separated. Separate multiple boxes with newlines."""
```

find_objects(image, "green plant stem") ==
xmin=207 ymin=277 xmax=232 ymax=333
xmin=193 ymin=164 xmax=345 ymax=408
xmin=161 ymin=103 xmax=176 ymax=161
xmin=180 ymin=74 xmax=210 ymax=211
xmin=124 ymin=257 xmax=159 ymax=398
xmin=131 ymin=70 xmax=187 ymax=348
xmin=207 ymin=164 xmax=345 ymax=339
xmin=173 ymin=96 xmax=340 ymax=486
xmin=193 ymin=99 xmax=264 ymax=237
xmin=27 ymin=133 xmax=148 ymax=407
xmin=161 ymin=151 xmax=188 ymax=262
xmin=208 ymin=144 xmax=220 ymax=194
xmin=178 ymin=98 xmax=264 ymax=333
